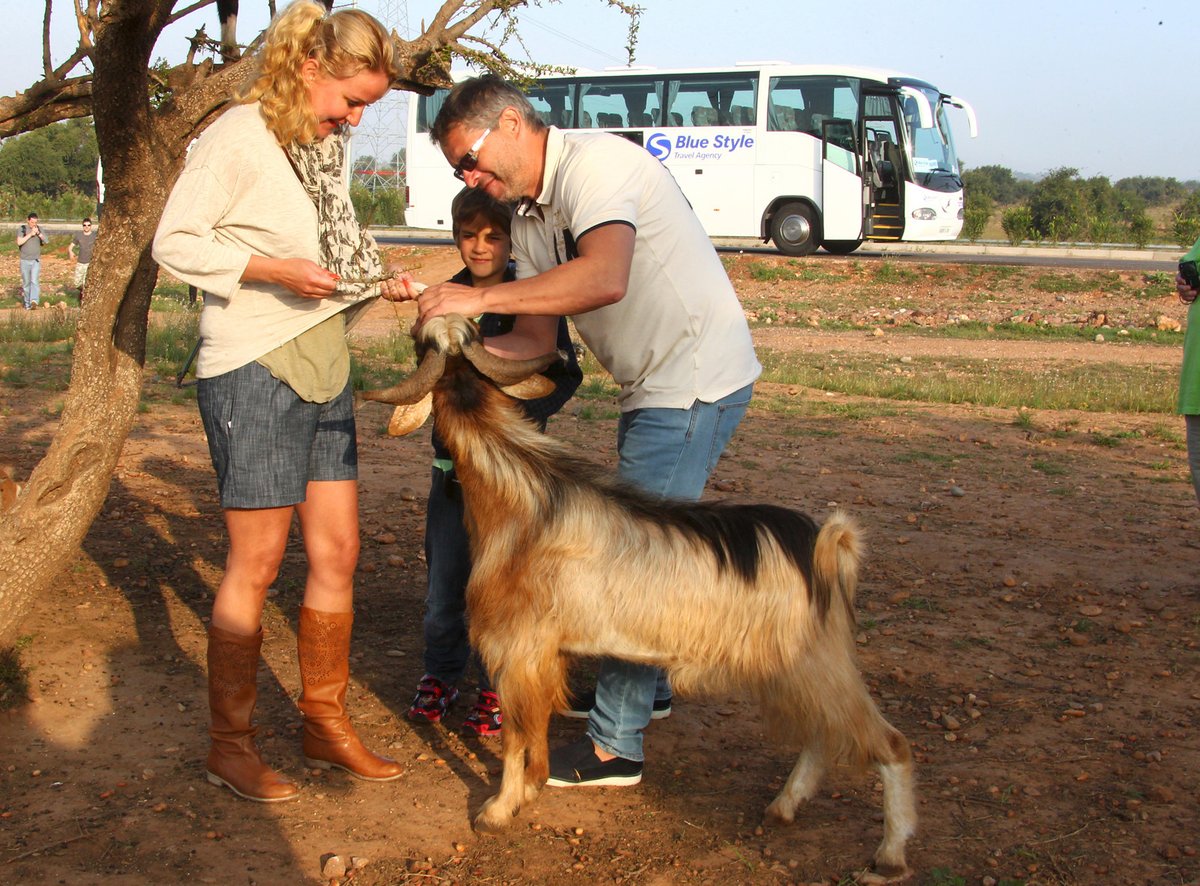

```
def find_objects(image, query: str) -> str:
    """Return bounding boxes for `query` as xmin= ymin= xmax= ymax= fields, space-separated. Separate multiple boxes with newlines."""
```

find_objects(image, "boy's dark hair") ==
xmin=82 ymin=217 xmax=92 ymax=225
xmin=450 ymin=187 xmax=514 ymax=239
xmin=26 ymin=213 xmax=38 ymax=220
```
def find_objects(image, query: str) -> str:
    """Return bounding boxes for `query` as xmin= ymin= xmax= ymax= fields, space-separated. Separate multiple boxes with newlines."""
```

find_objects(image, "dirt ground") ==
xmin=1 ymin=245 xmax=1198 ymax=886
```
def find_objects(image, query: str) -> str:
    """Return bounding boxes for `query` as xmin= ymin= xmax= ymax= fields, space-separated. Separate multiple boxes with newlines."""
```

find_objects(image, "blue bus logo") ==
xmin=646 ymin=132 xmax=672 ymax=161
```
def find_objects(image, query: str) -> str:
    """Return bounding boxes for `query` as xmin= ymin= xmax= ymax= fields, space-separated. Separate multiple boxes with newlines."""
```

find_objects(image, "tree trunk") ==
xmin=0 ymin=6 xmax=217 ymax=642
xmin=0 ymin=0 xmax=506 ymax=642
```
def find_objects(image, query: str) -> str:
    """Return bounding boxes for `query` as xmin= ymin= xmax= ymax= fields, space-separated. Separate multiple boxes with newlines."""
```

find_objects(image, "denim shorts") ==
xmin=197 ymin=360 xmax=358 ymax=509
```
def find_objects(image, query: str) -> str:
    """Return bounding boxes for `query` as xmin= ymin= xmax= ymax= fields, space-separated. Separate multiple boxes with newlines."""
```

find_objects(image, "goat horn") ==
xmin=361 ymin=348 xmax=447 ymax=406
xmin=387 ymin=394 xmax=433 ymax=436
xmin=461 ymin=340 xmax=564 ymax=386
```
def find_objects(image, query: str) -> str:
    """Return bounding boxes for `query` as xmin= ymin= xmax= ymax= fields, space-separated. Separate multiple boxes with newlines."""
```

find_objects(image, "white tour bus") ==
xmin=403 ymin=63 xmax=977 ymax=256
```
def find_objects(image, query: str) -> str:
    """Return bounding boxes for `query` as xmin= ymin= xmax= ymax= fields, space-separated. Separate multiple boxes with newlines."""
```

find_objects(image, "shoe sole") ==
xmin=545 ymin=773 xmax=642 ymax=788
xmin=205 ymin=771 xmax=300 ymax=802
xmin=407 ymin=711 xmax=446 ymax=723
xmin=302 ymin=756 xmax=405 ymax=782
xmin=559 ymin=707 xmax=671 ymax=721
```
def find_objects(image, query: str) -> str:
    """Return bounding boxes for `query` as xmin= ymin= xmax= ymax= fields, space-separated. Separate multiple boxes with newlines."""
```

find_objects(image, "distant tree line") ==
xmin=4 ymin=120 xmax=1195 ymax=246
xmin=960 ymin=164 xmax=1200 ymax=248
xmin=0 ymin=118 xmax=99 ymax=221
xmin=0 ymin=121 xmax=409 ymax=227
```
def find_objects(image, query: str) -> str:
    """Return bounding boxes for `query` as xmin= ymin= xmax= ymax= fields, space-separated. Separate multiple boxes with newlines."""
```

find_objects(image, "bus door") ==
xmin=861 ymin=90 xmax=906 ymax=241
xmin=819 ymin=117 xmax=865 ymax=246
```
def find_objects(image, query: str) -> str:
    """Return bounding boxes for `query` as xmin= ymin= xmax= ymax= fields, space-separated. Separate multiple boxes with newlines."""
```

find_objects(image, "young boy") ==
xmin=408 ymin=188 xmax=582 ymax=735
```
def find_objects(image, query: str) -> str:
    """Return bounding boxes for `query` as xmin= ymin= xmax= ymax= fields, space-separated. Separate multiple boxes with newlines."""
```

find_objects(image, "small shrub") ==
xmin=1173 ymin=190 xmax=1200 ymax=247
xmin=960 ymin=205 xmax=990 ymax=241
xmin=1001 ymin=206 xmax=1032 ymax=245
xmin=1127 ymin=211 xmax=1155 ymax=249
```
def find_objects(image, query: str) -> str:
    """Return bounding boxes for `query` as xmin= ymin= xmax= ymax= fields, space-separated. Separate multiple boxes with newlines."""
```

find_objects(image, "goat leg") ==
xmin=473 ymin=656 xmax=558 ymax=833
xmin=764 ymin=743 xmax=826 ymax=824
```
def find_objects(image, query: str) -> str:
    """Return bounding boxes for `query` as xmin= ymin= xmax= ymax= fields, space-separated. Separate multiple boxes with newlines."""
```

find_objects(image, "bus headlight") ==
xmin=911 ymin=207 xmax=937 ymax=221
xmin=958 ymin=208 xmax=965 ymax=220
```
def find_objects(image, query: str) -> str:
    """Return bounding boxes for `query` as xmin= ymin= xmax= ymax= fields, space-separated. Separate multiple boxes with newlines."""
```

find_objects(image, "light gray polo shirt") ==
xmin=513 ymin=127 xmax=760 ymax=411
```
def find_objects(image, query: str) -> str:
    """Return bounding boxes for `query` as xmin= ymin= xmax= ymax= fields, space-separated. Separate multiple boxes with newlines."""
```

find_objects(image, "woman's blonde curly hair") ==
xmin=235 ymin=0 xmax=399 ymax=145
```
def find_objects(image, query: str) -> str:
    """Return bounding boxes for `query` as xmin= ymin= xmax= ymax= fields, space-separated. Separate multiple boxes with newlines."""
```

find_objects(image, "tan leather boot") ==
xmin=297 ymin=606 xmax=404 ymax=781
xmin=205 ymin=624 xmax=300 ymax=802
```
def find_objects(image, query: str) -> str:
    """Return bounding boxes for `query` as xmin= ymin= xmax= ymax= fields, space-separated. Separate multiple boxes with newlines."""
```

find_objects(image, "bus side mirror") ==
xmin=944 ymin=95 xmax=978 ymax=138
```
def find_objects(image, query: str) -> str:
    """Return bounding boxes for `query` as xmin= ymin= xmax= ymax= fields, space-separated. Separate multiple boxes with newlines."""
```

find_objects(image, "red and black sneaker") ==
xmin=463 ymin=690 xmax=502 ymax=736
xmin=407 ymin=674 xmax=459 ymax=723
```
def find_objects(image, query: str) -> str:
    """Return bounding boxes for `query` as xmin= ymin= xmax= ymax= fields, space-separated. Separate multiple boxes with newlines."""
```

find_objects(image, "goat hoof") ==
xmin=762 ymin=802 xmax=794 ymax=826
xmin=858 ymin=862 xmax=912 ymax=884
xmin=472 ymin=799 xmax=516 ymax=834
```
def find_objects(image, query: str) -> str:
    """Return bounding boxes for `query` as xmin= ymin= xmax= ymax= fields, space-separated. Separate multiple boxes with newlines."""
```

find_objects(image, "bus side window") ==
xmin=598 ymin=112 xmax=623 ymax=128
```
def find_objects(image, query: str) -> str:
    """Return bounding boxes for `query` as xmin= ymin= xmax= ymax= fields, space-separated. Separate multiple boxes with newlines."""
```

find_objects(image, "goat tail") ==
xmin=812 ymin=510 xmax=862 ymax=623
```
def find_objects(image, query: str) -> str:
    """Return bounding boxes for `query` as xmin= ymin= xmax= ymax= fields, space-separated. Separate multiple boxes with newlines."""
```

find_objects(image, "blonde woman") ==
xmin=154 ymin=0 xmax=407 ymax=802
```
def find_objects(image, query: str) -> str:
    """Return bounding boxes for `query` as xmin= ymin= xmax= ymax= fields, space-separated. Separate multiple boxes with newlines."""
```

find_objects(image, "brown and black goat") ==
xmin=363 ymin=314 xmax=917 ymax=881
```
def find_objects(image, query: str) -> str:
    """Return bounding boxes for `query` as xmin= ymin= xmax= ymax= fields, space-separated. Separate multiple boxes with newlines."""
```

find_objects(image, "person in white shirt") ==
xmin=406 ymin=74 xmax=761 ymax=788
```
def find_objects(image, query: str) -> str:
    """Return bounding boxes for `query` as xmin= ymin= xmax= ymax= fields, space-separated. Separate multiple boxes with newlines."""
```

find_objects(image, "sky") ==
xmin=2 ymin=0 xmax=1196 ymax=182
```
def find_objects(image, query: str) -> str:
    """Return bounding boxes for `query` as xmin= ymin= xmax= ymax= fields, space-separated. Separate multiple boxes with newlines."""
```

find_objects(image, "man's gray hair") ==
xmin=430 ymin=74 xmax=545 ymax=145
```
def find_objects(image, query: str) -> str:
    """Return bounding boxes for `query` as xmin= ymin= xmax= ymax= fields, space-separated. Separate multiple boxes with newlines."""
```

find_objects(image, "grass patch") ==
xmin=894 ymin=449 xmax=957 ymax=466
xmin=0 ymin=637 xmax=32 ymax=712
xmin=146 ymin=314 xmax=201 ymax=379
xmin=747 ymin=261 xmax=801 ymax=282
xmin=1032 ymin=458 xmax=1068 ymax=476
xmin=757 ymin=349 xmax=1177 ymax=413
xmin=903 ymin=320 xmax=1182 ymax=347
xmin=873 ymin=262 xmax=920 ymax=284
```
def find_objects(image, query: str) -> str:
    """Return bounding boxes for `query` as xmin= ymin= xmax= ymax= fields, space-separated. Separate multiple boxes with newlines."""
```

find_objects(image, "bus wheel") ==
xmin=770 ymin=202 xmax=819 ymax=256
xmin=822 ymin=239 xmax=862 ymax=255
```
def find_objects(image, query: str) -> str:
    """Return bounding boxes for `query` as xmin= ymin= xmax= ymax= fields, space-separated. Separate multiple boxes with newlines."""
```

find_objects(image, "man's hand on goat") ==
xmin=417 ymin=281 xmax=487 ymax=326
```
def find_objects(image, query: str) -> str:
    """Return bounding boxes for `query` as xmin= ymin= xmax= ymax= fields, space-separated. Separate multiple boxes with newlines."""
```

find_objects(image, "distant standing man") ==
xmin=17 ymin=212 xmax=48 ymax=310
xmin=69 ymin=217 xmax=98 ymax=301
xmin=409 ymin=75 xmax=762 ymax=788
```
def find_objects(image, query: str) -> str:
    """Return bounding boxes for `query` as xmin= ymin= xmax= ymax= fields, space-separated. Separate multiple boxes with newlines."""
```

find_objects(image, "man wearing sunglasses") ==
xmin=405 ymin=74 xmax=761 ymax=790
xmin=69 ymin=217 xmax=99 ymax=301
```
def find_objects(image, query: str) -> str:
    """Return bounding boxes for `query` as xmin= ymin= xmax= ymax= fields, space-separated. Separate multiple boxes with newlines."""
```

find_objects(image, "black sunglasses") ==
xmin=453 ymin=128 xmax=492 ymax=180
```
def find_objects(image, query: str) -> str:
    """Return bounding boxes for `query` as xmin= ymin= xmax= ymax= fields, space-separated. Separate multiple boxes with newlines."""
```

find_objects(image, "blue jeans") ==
xmin=20 ymin=259 xmax=40 ymax=308
xmin=587 ymin=383 xmax=753 ymax=761
xmin=422 ymin=465 xmax=490 ymax=691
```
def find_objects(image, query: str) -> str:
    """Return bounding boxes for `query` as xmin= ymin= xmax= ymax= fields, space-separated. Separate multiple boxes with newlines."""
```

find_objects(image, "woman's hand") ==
xmin=242 ymin=255 xmax=339 ymax=298
xmin=277 ymin=258 xmax=341 ymax=298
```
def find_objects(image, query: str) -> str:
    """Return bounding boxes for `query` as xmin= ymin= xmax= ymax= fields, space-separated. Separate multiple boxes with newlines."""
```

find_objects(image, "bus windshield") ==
xmin=903 ymin=86 xmax=961 ymax=185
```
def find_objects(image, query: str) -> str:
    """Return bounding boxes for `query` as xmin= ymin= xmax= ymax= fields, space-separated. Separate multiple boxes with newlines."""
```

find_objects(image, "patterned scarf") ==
xmin=284 ymin=130 xmax=391 ymax=299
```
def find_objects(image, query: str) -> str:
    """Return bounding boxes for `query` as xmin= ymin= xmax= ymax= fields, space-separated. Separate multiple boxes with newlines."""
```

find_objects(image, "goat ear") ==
xmin=501 ymin=375 xmax=556 ymax=400
xmin=387 ymin=394 xmax=433 ymax=436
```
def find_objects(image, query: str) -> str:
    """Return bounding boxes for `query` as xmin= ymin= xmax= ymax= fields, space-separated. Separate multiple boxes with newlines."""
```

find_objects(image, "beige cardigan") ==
xmin=152 ymin=103 xmax=372 ymax=379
